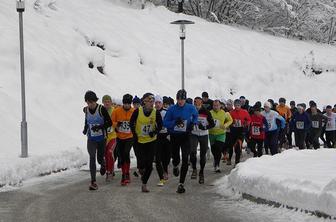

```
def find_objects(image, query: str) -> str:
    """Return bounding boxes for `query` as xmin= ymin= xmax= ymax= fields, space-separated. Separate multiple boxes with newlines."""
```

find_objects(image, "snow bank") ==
xmin=217 ymin=149 xmax=336 ymax=218
xmin=0 ymin=147 xmax=86 ymax=187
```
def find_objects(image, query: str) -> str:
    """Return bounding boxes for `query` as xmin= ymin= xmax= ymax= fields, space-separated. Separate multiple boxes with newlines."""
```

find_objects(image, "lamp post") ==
xmin=17 ymin=0 xmax=28 ymax=158
xmin=170 ymin=20 xmax=194 ymax=90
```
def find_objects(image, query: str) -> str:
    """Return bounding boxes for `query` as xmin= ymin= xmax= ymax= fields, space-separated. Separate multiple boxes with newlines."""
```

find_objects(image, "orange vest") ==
xmin=112 ymin=106 xmax=134 ymax=140
xmin=276 ymin=105 xmax=292 ymax=122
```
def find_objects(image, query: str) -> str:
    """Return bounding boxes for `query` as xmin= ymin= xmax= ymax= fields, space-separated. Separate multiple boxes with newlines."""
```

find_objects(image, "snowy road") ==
xmin=0 ymin=156 xmax=329 ymax=222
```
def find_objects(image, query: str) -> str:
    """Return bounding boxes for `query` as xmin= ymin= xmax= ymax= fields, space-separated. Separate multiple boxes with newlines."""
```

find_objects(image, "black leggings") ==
xmin=249 ymin=139 xmax=263 ymax=157
xmin=326 ymin=131 xmax=336 ymax=148
xmin=170 ymin=133 xmax=191 ymax=184
xmin=137 ymin=141 xmax=156 ymax=184
xmin=211 ymin=140 xmax=225 ymax=167
xmin=228 ymin=129 xmax=244 ymax=164
xmin=190 ymin=135 xmax=209 ymax=172
xmin=87 ymin=139 xmax=105 ymax=182
xmin=156 ymin=134 xmax=171 ymax=178
xmin=116 ymin=138 xmax=133 ymax=165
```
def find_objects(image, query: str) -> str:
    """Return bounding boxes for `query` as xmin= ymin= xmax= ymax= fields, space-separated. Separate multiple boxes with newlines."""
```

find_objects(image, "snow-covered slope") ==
xmin=0 ymin=0 xmax=335 ymax=186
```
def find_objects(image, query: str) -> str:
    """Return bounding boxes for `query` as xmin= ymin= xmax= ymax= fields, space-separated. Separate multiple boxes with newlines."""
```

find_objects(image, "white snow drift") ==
xmin=216 ymin=149 xmax=336 ymax=218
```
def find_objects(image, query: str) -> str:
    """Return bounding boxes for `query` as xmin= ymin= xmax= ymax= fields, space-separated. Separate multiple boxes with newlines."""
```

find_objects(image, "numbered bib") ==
xmin=89 ymin=124 xmax=103 ymax=137
xmin=118 ymin=121 xmax=131 ymax=133
xmin=312 ymin=121 xmax=319 ymax=129
xmin=234 ymin=119 xmax=242 ymax=127
xmin=326 ymin=119 xmax=332 ymax=128
xmin=141 ymin=124 xmax=152 ymax=136
xmin=252 ymin=126 xmax=260 ymax=136
xmin=174 ymin=120 xmax=187 ymax=132
xmin=214 ymin=119 xmax=220 ymax=128
xmin=296 ymin=121 xmax=304 ymax=130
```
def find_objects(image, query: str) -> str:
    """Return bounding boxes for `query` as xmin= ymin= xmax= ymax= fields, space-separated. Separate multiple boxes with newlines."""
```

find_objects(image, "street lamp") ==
xmin=17 ymin=0 xmax=28 ymax=158
xmin=170 ymin=20 xmax=194 ymax=90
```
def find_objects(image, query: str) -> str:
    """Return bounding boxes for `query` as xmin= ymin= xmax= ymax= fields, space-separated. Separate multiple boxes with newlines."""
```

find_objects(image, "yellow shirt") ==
xmin=209 ymin=109 xmax=233 ymax=135
xmin=106 ymin=107 xmax=117 ymax=142
xmin=135 ymin=107 xmax=157 ymax=144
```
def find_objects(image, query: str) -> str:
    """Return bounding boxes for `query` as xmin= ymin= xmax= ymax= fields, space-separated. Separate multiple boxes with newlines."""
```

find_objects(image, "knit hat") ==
xmin=176 ymin=89 xmax=187 ymax=100
xmin=132 ymin=96 xmax=141 ymax=104
xmin=102 ymin=95 xmax=112 ymax=102
xmin=154 ymin=95 xmax=163 ymax=103
xmin=264 ymin=101 xmax=272 ymax=108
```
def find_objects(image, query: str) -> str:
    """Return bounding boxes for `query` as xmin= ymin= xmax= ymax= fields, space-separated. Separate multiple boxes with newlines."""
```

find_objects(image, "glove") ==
xmin=198 ymin=123 xmax=206 ymax=130
xmin=82 ymin=128 xmax=87 ymax=135
xmin=175 ymin=118 xmax=184 ymax=126
xmin=91 ymin=125 xmax=103 ymax=132
xmin=149 ymin=131 xmax=156 ymax=138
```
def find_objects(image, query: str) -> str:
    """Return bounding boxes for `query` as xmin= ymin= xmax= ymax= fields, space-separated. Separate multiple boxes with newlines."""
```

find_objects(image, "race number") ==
xmin=296 ymin=121 xmax=304 ymax=130
xmin=312 ymin=121 xmax=319 ymax=128
xmin=89 ymin=124 xmax=103 ymax=137
xmin=118 ymin=121 xmax=131 ymax=133
xmin=174 ymin=120 xmax=187 ymax=132
xmin=214 ymin=119 xmax=220 ymax=128
xmin=252 ymin=126 xmax=260 ymax=136
xmin=234 ymin=119 xmax=242 ymax=127
xmin=141 ymin=124 xmax=152 ymax=136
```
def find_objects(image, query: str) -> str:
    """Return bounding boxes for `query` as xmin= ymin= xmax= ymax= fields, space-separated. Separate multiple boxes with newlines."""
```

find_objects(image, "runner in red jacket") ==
xmin=228 ymin=99 xmax=251 ymax=165
xmin=249 ymin=106 xmax=268 ymax=157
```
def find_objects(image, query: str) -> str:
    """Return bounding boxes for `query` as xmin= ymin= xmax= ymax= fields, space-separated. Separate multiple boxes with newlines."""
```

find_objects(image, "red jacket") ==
xmin=229 ymin=109 xmax=251 ymax=128
xmin=249 ymin=114 xmax=267 ymax=140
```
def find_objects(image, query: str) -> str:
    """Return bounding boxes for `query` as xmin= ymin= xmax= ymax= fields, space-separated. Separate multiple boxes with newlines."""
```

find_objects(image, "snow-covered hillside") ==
xmin=0 ymin=0 xmax=335 ymax=186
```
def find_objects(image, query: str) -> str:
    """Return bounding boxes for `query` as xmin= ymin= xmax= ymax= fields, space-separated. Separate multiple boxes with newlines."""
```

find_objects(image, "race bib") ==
xmin=312 ymin=121 xmax=319 ymax=129
xmin=252 ymin=126 xmax=260 ymax=136
xmin=234 ymin=119 xmax=242 ymax=127
xmin=174 ymin=120 xmax=187 ymax=132
xmin=89 ymin=124 xmax=103 ymax=137
xmin=214 ymin=119 xmax=220 ymax=128
xmin=296 ymin=121 xmax=304 ymax=130
xmin=141 ymin=124 xmax=152 ymax=136
xmin=118 ymin=121 xmax=131 ymax=133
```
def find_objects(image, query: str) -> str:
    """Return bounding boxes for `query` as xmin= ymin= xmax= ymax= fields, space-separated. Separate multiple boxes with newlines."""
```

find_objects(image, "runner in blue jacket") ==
xmin=163 ymin=89 xmax=198 ymax=194
xmin=290 ymin=104 xmax=311 ymax=149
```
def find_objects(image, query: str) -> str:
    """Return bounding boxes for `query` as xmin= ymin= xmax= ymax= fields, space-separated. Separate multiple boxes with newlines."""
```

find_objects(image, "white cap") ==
xmin=154 ymin=95 xmax=163 ymax=103
xmin=264 ymin=101 xmax=272 ymax=108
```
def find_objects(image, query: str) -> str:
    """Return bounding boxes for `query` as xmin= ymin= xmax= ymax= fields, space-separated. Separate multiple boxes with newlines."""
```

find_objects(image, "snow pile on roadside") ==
xmin=216 ymin=149 xmax=336 ymax=218
xmin=0 ymin=147 xmax=86 ymax=187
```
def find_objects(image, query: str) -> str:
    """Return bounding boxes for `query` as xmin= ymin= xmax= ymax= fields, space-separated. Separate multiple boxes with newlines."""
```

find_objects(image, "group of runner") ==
xmin=83 ymin=90 xmax=336 ymax=193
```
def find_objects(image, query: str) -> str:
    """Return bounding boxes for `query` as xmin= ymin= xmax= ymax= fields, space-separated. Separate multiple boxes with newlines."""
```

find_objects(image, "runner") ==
xmin=307 ymin=104 xmax=328 ymax=149
xmin=190 ymin=97 xmax=215 ymax=184
xmin=276 ymin=98 xmax=292 ymax=149
xmin=249 ymin=105 xmax=268 ymax=157
xmin=228 ymin=99 xmax=251 ymax=165
xmin=130 ymin=93 xmax=162 ymax=192
xmin=132 ymin=96 xmax=141 ymax=109
xmin=324 ymin=105 xmax=336 ymax=148
xmin=102 ymin=95 xmax=117 ymax=182
xmin=290 ymin=104 xmax=311 ymax=150
xmin=209 ymin=99 xmax=233 ymax=172
xmin=223 ymin=99 xmax=234 ymax=163
xmin=112 ymin=94 xmax=134 ymax=186
xmin=163 ymin=89 xmax=198 ymax=193
xmin=155 ymin=95 xmax=171 ymax=182
xmin=201 ymin=91 xmax=213 ymax=110
xmin=262 ymin=101 xmax=285 ymax=155
xmin=83 ymin=91 xmax=112 ymax=190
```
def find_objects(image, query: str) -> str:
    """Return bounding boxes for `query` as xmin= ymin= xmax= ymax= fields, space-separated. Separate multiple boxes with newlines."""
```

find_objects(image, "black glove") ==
xmin=82 ymin=128 xmax=87 ymax=135
xmin=198 ymin=123 xmax=206 ymax=130
xmin=187 ymin=123 xmax=195 ymax=132
xmin=149 ymin=131 xmax=156 ymax=138
xmin=175 ymin=118 xmax=184 ymax=126
xmin=91 ymin=125 xmax=103 ymax=132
